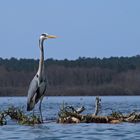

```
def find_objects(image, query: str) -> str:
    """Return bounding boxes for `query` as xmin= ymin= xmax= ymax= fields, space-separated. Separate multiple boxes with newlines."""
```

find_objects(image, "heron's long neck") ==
xmin=38 ymin=39 xmax=44 ymax=76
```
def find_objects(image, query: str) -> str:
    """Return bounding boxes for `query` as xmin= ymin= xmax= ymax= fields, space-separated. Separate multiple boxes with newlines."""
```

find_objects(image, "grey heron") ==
xmin=27 ymin=33 xmax=57 ymax=122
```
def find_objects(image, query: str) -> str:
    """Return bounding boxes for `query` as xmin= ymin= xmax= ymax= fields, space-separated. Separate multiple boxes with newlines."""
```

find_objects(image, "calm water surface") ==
xmin=0 ymin=96 xmax=140 ymax=140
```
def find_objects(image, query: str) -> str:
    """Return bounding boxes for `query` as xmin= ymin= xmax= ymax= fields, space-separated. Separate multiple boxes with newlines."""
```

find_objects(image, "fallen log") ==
xmin=57 ymin=111 xmax=121 ymax=124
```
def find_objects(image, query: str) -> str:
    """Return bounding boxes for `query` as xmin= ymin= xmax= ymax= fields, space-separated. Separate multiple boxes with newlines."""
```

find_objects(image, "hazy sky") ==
xmin=0 ymin=0 xmax=140 ymax=60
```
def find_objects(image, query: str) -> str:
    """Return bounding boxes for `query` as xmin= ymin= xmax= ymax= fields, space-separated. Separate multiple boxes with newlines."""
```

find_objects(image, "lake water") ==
xmin=0 ymin=96 xmax=140 ymax=140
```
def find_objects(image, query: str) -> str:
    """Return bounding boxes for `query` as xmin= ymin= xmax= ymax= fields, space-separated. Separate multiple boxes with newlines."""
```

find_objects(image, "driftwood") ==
xmin=57 ymin=97 xmax=140 ymax=124
xmin=57 ymin=105 xmax=119 ymax=124
xmin=0 ymin=97 xmax=139 ymax=125
xmin=0 ymin=106 xmax=42 ymax=125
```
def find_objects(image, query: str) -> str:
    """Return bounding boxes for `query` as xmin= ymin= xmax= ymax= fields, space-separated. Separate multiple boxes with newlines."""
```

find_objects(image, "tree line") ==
xmin=0 ymin=56 xmax=140 ymax=96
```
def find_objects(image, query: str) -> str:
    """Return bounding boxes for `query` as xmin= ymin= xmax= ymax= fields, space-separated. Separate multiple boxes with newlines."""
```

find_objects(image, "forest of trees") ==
xmin=0 ymin=56 xmax=140 ymax=96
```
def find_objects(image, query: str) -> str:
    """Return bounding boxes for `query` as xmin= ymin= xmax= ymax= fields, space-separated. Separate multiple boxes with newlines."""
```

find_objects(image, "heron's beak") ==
xmin=47 ymin=35 xmax=57 ymax=39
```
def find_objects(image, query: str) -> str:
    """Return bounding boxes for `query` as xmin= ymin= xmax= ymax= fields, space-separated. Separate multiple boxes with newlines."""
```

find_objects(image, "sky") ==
xmin=0 ymin=0 xmax=140 ymax=60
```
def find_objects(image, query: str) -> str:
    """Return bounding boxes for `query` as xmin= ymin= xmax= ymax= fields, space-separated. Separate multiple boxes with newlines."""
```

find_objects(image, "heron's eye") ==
xmin=36 ymin=74 xmax=38 ymax=78
xmin=41 ymin=34 xmax=47 ymax=37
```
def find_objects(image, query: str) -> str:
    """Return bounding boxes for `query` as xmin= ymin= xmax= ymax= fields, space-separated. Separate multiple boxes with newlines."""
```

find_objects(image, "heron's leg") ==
xmin=39 ymin=96 xmax=43 ymax=123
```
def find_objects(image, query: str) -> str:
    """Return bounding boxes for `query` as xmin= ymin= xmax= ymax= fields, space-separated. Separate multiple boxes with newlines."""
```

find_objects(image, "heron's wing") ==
xmin=27 ymin=75 xmax=47 ymax=111
xmin=27 ymin=76 xmax=39 ymax=106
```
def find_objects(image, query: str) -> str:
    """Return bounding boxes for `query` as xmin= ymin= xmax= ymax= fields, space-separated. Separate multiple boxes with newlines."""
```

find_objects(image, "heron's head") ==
xmin=40 ymin=33 xmax=57 ymax=41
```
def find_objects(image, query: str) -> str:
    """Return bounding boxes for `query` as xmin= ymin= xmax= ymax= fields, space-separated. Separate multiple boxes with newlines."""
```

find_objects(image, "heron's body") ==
xmin=27 ymin=33 xmax=56 ymax=122
xmin=27 ymin=69 xmax=47 ymax=111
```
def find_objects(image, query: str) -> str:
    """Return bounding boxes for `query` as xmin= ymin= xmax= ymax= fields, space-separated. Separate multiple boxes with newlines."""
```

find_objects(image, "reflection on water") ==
xmin=0 ymin=96 xmax=140 ymax=140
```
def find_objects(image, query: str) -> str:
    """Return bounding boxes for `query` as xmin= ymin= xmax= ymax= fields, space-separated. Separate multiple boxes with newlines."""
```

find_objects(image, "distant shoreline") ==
xmin=0 ymin=56 xmax=140 ymax=97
